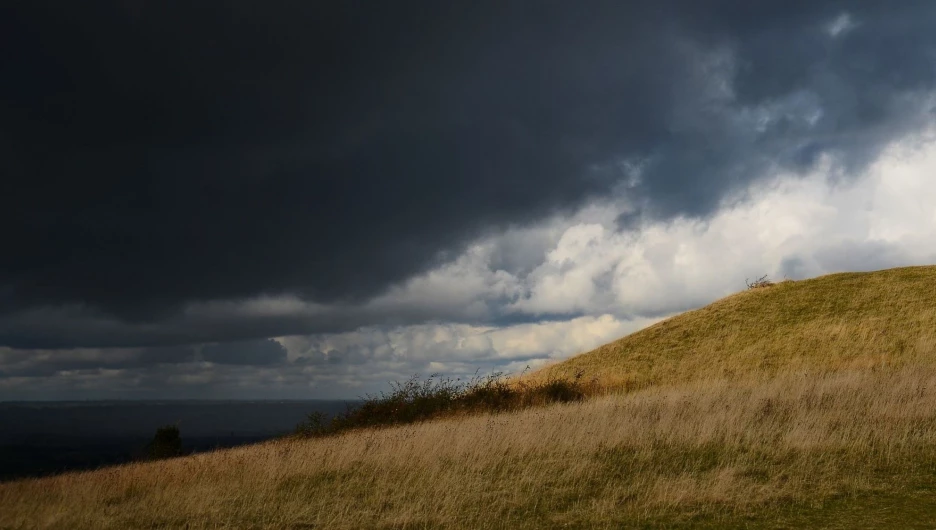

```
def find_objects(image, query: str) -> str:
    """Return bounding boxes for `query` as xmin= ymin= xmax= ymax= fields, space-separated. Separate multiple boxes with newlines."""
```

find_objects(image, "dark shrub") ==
xmin=296 ymin=371 xmax=597 ymax=438
xmin=146 ymin=425 xmax=183 ymax=460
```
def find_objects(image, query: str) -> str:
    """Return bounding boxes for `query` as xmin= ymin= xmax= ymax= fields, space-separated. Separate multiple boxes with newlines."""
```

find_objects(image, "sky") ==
xmin=3 ymin=1 xmax=936 ymax=400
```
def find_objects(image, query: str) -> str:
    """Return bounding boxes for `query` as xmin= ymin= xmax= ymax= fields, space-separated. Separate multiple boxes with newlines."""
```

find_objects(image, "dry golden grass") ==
xmin=535 ymin=265 xmax=936 ymax=388
xmin=5 ymin=363 xmax=936 ymax=529
xmin=5 ymin=265 xmax=936 ymax=529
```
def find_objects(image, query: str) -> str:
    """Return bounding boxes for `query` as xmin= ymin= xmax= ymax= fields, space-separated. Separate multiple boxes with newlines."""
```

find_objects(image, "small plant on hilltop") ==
xmin=296 ymin=371 xmax=596 ymax=438
xmin=746 ymin=274 xmax=774 ymax=289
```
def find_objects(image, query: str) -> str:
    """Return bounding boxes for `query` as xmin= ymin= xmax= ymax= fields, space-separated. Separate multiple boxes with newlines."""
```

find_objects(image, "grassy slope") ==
xmin=4 ymin=265 xmax=936 ymax=529
xmin=5 ymin=369 xmax=936 ymax=529
xmin=536 ymin=265 xmax=936 ymax=386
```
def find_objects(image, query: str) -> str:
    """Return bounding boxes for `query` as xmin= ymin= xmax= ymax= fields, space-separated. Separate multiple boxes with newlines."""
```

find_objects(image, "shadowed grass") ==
xmin=5 ymin=367 xmax=936 ymax=528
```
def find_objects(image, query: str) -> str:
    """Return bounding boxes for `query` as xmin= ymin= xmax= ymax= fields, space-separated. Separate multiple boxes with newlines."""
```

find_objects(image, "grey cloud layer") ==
xmin=0 ymin=316 xmax=649 ymax=399
xmin=5 ymin=121 xmax=936 ymax=398
xmin=4 ymin=2 xmax=936 ymax=351
xmin=0 ymin=340 xmax=287 ymax=379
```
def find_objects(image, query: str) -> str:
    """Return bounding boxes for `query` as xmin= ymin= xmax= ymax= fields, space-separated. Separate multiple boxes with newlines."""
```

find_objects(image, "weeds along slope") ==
xmin=5 ymin=365 xmax=936 ymax=529
xmin=294 ymin=372 xmax=595 ymax=437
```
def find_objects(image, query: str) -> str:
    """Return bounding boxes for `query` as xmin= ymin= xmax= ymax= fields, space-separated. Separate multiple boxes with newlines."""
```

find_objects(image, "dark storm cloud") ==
xmin=3 ymin=1 xmax=936 ymax=348
xmin=0 ymin=345 xmax=194 ymax=378
xmin=201 ymin=339 xmax=287 ymax=366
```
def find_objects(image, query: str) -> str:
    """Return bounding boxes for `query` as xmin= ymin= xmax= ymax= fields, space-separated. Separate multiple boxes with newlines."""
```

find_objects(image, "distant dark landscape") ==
xmin=0 ymin=400 xmax=355 ymax=481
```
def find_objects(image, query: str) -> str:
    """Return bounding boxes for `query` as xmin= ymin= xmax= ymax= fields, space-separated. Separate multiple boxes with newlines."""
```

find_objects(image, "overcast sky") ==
xmin=3 ymin=1 xmax=936 ymax=400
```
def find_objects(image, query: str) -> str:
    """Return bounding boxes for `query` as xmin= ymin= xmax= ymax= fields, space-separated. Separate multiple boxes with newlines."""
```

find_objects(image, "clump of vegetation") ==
xmin=145 ymin=425 xmax=183 ymax=460
xmin=296 ymin=371 xmax=596 ymax=437
xmin=745 ymin=274 xmax=774 ymax=289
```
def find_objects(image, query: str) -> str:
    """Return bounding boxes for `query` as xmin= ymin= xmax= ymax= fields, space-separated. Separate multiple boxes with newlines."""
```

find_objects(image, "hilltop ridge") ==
xmin=536 ymin=265 xmax=936 ymax=387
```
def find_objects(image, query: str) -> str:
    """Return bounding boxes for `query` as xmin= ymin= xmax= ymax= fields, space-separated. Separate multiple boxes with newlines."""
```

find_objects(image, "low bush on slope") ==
xmin=295 ymin=371 xmax=598 ymax=437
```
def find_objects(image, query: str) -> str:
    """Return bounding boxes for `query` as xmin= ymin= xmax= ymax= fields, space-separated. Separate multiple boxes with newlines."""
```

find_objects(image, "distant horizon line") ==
xmin=0 ymin=398 xmax=364 ymax=405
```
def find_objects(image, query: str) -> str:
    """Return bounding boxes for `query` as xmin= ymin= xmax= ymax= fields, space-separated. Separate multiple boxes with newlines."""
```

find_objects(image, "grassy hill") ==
xmin=4 ymin=265 xmax=936 ymax=529
xmin=536 ymin=265 xmax=936 ymax=387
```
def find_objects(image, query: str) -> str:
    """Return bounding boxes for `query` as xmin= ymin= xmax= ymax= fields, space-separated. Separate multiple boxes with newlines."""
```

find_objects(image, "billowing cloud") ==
xmin=4 ymin=2 xmax=936 ymax=398
xmin=5 ymin=120 xmax=936 ymax=398
xmin=4 ymin=2 xmax=936 ymax=339
xmin=0 ymin=315 xmax=653 ymax=399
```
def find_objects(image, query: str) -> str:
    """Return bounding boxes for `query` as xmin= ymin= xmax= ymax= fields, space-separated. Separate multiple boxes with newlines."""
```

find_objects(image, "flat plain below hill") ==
xmin=4 ymin=265 xmax=936 ymax=529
